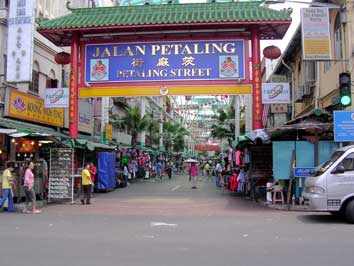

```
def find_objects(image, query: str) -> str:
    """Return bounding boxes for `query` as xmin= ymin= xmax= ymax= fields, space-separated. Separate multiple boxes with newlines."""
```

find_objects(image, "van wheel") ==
xmin=345 ymin=200 xmax=354 ymax=223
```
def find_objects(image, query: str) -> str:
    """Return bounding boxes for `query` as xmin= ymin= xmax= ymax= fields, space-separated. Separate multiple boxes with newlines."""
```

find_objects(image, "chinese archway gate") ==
xmin=38 ymin=1 xmax=291 ymax=138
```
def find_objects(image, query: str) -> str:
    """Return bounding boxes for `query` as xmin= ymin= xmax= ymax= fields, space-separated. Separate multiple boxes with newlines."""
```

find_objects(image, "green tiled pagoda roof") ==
xmin=37 ymin=1 xmax=291 ymax=31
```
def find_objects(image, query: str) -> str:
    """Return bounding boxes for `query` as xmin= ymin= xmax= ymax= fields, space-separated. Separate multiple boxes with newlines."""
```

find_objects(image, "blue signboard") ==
xmin=334 ymin=111 xmax=354 ymax=142
xmin=293 ymin=167 xmax=316 ymax=178
xmin=85 ymin=40 xmax=245 ymax=83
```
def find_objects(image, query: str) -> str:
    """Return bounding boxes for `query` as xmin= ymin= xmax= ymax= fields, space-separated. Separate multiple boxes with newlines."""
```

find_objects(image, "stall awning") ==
xmin=0 ymin=118 xmax=66 ymax=138
xmin=62 ymin=138 xmax=116 ymax=151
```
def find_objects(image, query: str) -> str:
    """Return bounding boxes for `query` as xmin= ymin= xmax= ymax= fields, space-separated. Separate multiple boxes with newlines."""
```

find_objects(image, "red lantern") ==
xmin=54 ymin=52 xmax=71 ymax=65
xmin=263 ymin=45 xmax=281 ymax=60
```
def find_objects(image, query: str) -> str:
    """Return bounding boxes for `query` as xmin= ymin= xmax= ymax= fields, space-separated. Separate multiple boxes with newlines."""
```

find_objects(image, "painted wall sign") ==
xmin=6 ymin=0 xmax=35 ymax=82
xmin=334 ymin=111 xmax=354 ymax=142
xmin=262 ymin=83 xmax=290 ymax=104
xmin=301 ymin=7 xmax=331 ymax=61
xmin=4 ymin=89 xmax=64 ymax=127
xmin=44 ymin=88 xmax=69 ymax=108
xmin=85 ymin=40 xmax=245 ymax=83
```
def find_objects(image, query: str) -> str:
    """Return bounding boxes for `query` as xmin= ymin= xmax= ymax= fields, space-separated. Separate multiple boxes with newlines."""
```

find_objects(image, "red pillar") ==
xmin=251 ymin=28 xmax=263 ymax=130
xmin=69 ymin=32 xmax=79 ymax=138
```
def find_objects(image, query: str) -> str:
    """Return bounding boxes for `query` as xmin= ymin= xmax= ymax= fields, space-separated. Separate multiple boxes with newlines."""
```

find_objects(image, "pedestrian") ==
xmin=81 ymin=163 xmax=93 ymax=205
xmin=0 ymin=162 xmax=16 ymax=212
xmin=167 ymin=161 xmax=173 ymax=179
xmin=23 ymin=161 xmax=41 ymax=214
xmin=156 ymin=161 xmax=162 ymax=180
xmin=89 ymin=162 xmax=97 ymax=195
xmin=123 ymin=164 xmax=129 ymax=184
xmin=190 ymin=162 xmax=199 ymax=189
xmin=215 ymin=160 xmax=223 ymax=187
xmin=204 ymin=162 xmax=212 ymax=181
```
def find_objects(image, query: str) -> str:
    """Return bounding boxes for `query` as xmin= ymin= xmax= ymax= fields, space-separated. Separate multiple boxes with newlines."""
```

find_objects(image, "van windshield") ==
xmin=313 ymin=151 xmax=345 ymax=176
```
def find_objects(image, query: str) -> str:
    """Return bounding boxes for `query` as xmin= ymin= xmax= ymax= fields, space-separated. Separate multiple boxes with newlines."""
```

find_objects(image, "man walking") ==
xmin=0 ymin=162 xmax=15 ymax=212
xmin=81 ymin=163 xmax=93 ymax=205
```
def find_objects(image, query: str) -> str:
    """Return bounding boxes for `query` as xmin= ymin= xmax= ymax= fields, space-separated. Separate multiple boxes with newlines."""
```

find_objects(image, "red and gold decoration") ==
xmin=263 ymin=45 xmax=281 ymax=60
xmin=54 ymin=52 xmax=71 ymax=65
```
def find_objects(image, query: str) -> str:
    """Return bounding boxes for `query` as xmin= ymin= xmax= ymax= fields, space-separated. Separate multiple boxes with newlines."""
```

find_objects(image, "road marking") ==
xmin=150 ymin=222 xmax=178 ymax=227
xmin=171 ymin=185 xmax=181 ymax=191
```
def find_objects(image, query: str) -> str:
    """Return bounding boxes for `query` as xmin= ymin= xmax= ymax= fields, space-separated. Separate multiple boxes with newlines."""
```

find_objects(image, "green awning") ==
xmin=38 ymin=1 xmax=291 ymax=46
xmin=0 ymin=118 xmax=66 ymax=138
xmin=62 ymin=138 xmax=116 ymax=151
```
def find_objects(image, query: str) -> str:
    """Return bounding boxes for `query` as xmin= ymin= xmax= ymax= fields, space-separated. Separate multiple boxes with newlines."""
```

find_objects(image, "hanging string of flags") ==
xmin=174 ymin=95 xmax=229 ymax=112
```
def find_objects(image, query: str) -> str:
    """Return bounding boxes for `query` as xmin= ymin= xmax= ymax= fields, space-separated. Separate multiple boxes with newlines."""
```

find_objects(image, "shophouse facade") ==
xmin=269 ymin=1 xmax=354 ymax=126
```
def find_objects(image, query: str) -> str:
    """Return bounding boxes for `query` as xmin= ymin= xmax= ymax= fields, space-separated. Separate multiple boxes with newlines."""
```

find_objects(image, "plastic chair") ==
xmin=272 ymin=187 xmax=285 ymax=204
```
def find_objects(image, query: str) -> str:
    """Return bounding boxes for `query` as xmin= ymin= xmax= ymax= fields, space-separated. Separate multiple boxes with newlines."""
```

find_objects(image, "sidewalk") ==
xmin=262 ymin=201 xmax=311 ymax=212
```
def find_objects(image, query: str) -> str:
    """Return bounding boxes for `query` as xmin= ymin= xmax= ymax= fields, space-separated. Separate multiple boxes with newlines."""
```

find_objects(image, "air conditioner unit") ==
xmin=0 ymin=8 xmax=7 ymax=20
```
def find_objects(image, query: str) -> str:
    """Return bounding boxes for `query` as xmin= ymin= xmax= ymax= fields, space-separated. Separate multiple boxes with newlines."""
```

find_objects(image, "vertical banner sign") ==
xmin=7 ymin=0 xmax=35 ymax=82
xmin=301 ymin=7 xmax=331 ymax=61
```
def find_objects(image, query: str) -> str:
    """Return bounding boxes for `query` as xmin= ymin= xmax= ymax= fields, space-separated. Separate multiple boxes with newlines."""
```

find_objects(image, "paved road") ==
xmin=1 ymin=174 xmax=353 ymax=266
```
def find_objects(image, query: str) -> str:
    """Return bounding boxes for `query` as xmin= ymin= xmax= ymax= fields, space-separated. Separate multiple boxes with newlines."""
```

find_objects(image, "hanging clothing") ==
xmin=237 ymin=170 xmax=246 ymax=192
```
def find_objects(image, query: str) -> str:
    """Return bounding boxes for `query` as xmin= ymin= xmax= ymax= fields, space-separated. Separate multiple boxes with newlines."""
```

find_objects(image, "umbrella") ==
xmin=184 ymin=158 xmax=198 ymax=163
xmin=246 ymin=129 xmax=271 ymax=144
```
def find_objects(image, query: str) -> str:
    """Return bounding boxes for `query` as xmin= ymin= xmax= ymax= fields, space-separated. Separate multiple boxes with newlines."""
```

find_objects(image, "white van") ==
xmin=302 ymin=145 xmax=354 ymax=223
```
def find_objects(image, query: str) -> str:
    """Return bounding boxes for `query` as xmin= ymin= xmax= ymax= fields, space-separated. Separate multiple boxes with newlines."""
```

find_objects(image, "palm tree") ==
xmin=111 ymin=106 xmax=151 ymax=147
xmin=210 ymin=101 xmax=245 ymax=142
xmin=146 ymin=116 xmax=161 ymax=147
xmin=163 ymin=121 xmax=189 ymax=152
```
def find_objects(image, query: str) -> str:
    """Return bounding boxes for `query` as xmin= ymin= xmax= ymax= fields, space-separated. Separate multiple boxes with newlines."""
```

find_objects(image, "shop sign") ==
xmin=334 ymin=111 xmax=354 ymax=142
xmin=271 ymin=104 xmax=288 ymax=113
xmin=64 ymin=99 xmax=93 ymax=134
xmin=44 ymin=88 xmax=69 ymax=108
xmin=4 ymin=89 xmax=64 ymax=127
xmin=293 ymin=167 xmax=316 ymax=177
xmin=6 ymin=0 xmax=35 ymax=82
xmin=271 ymin=75 xmax=287 ymax=83
xmin=105 ymin=124 xmax=113 ymax=141
xmin=85 ymin=40 xmax=246 ymax=83
xmin=262 ymin=83 xmax=290 ymax=104
xmin=301 ymin=7 xmax=331 ymax=61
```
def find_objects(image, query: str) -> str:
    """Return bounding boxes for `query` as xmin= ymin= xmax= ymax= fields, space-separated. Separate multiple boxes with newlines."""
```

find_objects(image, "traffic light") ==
xmin=339 ymin=72 xmax=352 ymax=107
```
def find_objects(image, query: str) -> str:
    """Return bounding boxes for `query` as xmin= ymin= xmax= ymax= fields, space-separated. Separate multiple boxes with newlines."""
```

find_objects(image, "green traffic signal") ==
xmin=339 ymin=72 xmax=352 ymax=108
xmin=340 ymin=95 xmax=351 ymax=106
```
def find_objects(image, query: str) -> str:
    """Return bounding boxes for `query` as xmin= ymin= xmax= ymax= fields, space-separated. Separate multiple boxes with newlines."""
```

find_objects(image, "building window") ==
xmin=46 ymin=77 xmax=58 ymax=88
xmin=29 ymin=70 xmax=39 ymax=94
xmin=324 ymin=61 xmax=331 ymax=73
xmin=334 ymin=13 xmax=343 ymax=60
xmin=305 ymin=61 xmax=317 ymax=82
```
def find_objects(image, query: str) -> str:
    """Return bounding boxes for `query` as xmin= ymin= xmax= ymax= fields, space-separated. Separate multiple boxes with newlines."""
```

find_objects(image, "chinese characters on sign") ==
xmin=4 ymin=89 xmax=64 ymax=127
xmin=85 ymin=40 xmax=246 ymax=83
xmin=7 ymin=0 xmax=35 ymax=82
xmin=301 ymin=7 xmax=331 ymax=61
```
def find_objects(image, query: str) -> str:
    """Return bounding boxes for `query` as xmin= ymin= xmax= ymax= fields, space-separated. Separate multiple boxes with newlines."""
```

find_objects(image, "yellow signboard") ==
xmin=79 ymin=84 xmax=252 ymax=97
xmin=105 ymin=124 xmax=113 ymax=141
xmin=5 ymin=89 xmax=64 ymax=127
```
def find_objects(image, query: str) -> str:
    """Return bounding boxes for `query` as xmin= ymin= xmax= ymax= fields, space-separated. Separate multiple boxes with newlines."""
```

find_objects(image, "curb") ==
xmin=262 ymin=202 xmax=311 ymax=212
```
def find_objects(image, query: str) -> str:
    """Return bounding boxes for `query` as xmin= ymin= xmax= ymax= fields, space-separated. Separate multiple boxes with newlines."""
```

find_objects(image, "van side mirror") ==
xmin=332 ymin=165 xmax=345 ymax=174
